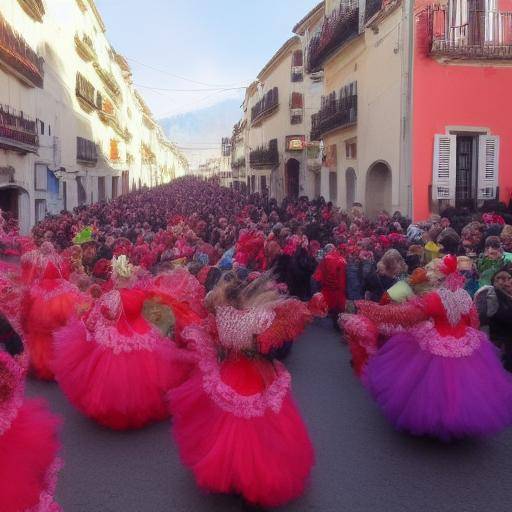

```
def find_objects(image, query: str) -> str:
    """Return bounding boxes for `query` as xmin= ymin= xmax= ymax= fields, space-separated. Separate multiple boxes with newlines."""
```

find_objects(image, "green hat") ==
xmin=72 ymin=226 xmax=94 ymax=245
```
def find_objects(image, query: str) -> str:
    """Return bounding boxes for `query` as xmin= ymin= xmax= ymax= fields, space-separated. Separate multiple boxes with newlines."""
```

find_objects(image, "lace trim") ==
xmin=26 ymin=457 xmax=63 ymax=512
xmin=0 ymin=352 xmax=24 ymax=436
xmin=413 ymin=324 xmax=482 ymax=358
xmin=199 ymin=353 xmax=291 ymax=418
xmin=31 ymin=280 xmax=79 ymax=302
xmin=215 ymin=305 xmax=276 ymax=351
xmin=85 ymin=320 xmax=168 ymax=354
xmin=437 ymin=287 xmax=473 ymax=327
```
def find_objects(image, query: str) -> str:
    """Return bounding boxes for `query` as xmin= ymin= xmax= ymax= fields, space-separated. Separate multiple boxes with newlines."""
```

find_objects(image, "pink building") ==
xmin=413 ymin=0 xmax=512 ymax=219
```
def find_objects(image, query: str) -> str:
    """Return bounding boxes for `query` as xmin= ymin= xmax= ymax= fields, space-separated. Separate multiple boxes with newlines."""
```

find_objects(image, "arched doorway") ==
xmin=365 ymin=162 xmax=392 ymax=218
xmin=346 ymin=167 xmax=356 ymax=208
xmin=0 ymin=185 xmax=30 ymax=234
xmin=285 ymin=158 xmax=300 ymax=199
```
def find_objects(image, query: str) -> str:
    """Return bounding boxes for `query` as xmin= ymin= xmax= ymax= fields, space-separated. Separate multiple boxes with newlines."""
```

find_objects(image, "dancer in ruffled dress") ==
xmin=361 ymin=255 xmax=512 ymax=440
xmin=20 ymin=242 xmax=85 ymax=380
xmin=0 ymin=314 xmax=62 ymax=512
xmin=168 ymin=272 xmax=326 ymax=508
xmin=53 ymin=256 xmax=197 ymax=430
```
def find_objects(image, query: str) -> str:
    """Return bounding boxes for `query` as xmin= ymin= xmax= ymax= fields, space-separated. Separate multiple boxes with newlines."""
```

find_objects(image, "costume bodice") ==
xmin=423 ymin=288 xmax=474 ymax=338
xmin=215 ymin=305 xmax=275 ymax=352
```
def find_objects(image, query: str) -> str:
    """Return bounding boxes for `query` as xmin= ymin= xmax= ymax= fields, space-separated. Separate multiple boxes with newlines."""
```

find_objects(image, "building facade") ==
xmin=0 ymin=0 xmax=187 ymax=233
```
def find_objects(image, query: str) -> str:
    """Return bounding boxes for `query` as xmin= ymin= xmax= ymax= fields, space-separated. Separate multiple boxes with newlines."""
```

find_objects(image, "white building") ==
xmin=0 ymin=0 xmax=188 ymax=233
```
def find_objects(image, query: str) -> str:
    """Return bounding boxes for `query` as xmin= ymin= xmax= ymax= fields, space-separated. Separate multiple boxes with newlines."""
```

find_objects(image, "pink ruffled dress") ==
xmin=0 ymin=351 xmax=62 ymax=512
xmin=53 ymin=287 xmax=196 ymax=430
xmin=168 ymin=302 xmax=314 ymax=508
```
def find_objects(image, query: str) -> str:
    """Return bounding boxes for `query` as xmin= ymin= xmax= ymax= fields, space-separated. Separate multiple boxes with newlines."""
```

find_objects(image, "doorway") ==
xmin=366 ymin=162 xmax=392 ymax=217
xmin=455 ymin=135 xmax=476 ymax=209
xmin=346 ymin=167 xmax=356 ymax=208
xmin=285 ymin=158 xmax=300 ymax=199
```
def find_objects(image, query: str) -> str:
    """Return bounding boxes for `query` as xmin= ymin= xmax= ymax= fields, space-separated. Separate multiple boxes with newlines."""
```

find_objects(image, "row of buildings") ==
xmin=227 ymin=0 xmax=512 ymax=220
xmin=0 ymin=0 xmax=188 ymax=233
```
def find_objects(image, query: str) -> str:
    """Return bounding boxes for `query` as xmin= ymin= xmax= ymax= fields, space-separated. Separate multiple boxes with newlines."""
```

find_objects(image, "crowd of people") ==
xmin=1 ymin=176 xmax=512 ymax=509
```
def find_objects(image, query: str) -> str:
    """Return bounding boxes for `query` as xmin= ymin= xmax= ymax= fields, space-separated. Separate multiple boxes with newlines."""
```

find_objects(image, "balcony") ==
xmin=429 ymin=6 xmax=512 ymax=60
xmin=98 ymin=98 xmax=125 ymax=138
xmin=310 ymin=82 xmax=357 ymax=140
xmin=307 ymin=4 xmax=359 ymax=72
xmin=249 ymin=139 xmax=279 ymax=169
xmin=74 ymin=32 xmax=97 ymax=62
xmin=17 ymin=0 xmax=45 ymax=22
xmin=141 ymin=143 xmax=156 ymax=165
xmin=75 ymin=72 xmax=97 ymax=112
xmin=0 ymin=104 xmax=38 ymax=154
xmin=0 ymin=13 xmax=44 ymax=88
xmin=93 ymin=62 xmax=121 ymax=101
xmin=76 ymin=136 xmax=98 ymax=165
xmin=231 ymin=157 xmax=246 ymax=178
xmin=75 ymin=0 xmax=87 ymax=12
xmin=251 ymin=88 xmax=279 ymax=125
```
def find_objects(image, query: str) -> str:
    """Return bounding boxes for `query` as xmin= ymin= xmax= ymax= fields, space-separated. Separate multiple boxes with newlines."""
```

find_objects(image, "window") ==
xmin=76 ymin=176 xmax=87 ymax=205
xmin=290 ymin=92 xmax=303 ymax=124
xmin=290 ymin=92 xmax=303 ymax=109
xmin=35 ymin=199 xmax=46 ymax=222
xmin=345 ymin=141 xmax=357 ymax=159
xmin=260 ymin=175 xmax=267 ymax=192
xmin=39 ymin=120 xmax=44 ymax=135
xmin=34 ymin=163 xmax=47 ymax=191
xmin=292 ymin=50 xmax=303 ymax=67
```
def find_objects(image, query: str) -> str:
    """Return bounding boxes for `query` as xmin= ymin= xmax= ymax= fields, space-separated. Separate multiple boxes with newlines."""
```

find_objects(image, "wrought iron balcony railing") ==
xmin=74 ymin=32 xmax=97 ymax=62
xmin=429 ymin=6 xmax=512 ymax=59
xmin=249 ymin=139 xmax=279 ymax=168
xmin=251 ymin=88 xmax=279 ymax=125
xmin=231 ymin=157 xmax=246 ymax=171
xmin=307 ymin=4 xmax=359 ymax=72
xmin=93 ymin=62 xmax=121 ymax=100
xmin=76 ymin=136 xmax=98 ymax=164
xmin=141 ymin=143 xmax=156 ymax=165
xmin=0 ymin=13 xmax=44 ymax=88
xmin=365 ymin=0 xmax=383 ymax=21
xmin=310 ymin=82 xmax=357 ymax=140
xmin=17 ymin=0 xmax=45 ymax=22
xmin=75 ymin=72 xmax=97 ymax=112
xmin=0 ymin=103 xmax=38 ymax=153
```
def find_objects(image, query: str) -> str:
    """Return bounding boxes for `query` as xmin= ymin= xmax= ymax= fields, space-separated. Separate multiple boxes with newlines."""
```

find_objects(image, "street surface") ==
xmin=27 ymin=320 xmax=512 ymax=512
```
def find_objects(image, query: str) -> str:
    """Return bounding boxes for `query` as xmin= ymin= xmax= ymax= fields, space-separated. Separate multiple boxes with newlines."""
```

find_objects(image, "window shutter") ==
xmin=432 ymin=134 xmax=456 ymax=200
xmin=478 ymin=135 xmax=499 ymax=200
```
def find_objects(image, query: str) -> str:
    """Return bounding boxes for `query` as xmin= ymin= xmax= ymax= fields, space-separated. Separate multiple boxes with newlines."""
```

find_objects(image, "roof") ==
xmin=292 ymin=1 xmax=325 ymax=35
xmin=257 ymin=36 xmax=300 ymax=81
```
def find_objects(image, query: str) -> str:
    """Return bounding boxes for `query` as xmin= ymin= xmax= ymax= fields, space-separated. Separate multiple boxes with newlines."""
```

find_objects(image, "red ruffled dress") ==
xmin=53 ymin=287 xmax=196 ymax=430
xmin=168 ymin=299 xmax=316 ymax=508
xmin=0 ymin=351 xmax=62 ymax=512
xmin=20 ymin=244 xmax=85 ymax=380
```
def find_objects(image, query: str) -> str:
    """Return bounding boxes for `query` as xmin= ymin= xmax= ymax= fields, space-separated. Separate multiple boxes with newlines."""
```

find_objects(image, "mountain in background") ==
xmin=158 ymin=98 xmax=243 ymax=169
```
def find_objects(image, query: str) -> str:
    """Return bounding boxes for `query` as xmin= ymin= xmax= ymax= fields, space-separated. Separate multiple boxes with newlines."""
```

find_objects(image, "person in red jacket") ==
xmin=313 ymin=244 xmax=347 ymax=329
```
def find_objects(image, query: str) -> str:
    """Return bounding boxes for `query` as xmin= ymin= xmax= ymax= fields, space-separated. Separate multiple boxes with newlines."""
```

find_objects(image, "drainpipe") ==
xmin=400 ymin=0 xmax=414 ymax=219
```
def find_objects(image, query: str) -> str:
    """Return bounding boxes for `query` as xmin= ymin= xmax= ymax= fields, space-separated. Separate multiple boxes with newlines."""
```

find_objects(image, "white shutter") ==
xmin=432 ymin=134 xmax=456 ymax=200
xmin=478 ymin=135 xmax=499 ymax=200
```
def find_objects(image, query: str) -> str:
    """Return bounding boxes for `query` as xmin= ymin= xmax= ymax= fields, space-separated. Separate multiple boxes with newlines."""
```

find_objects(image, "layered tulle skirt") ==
xmin=168 ymin=328 xmax=314 ymax=507
xmin=0 ymin=399 xmax=62 ymax=512
xmin=23 ymin=281 xmax=83 ymax=380
xmin=364 ymin=324 xmax=512 ymax=440
xmin=54 ymin=319 xmax=195 ymax=430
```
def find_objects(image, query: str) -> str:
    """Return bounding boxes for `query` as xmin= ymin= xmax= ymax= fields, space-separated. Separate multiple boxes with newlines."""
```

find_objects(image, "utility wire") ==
xmin=126 ymin=56 xmax=250 ymax=88
xmin=135 ymin=84 xmax=247 ymax=93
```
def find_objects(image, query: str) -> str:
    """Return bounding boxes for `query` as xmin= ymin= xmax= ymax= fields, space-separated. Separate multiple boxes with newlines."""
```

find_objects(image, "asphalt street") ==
xmin=26 ymin=319 xmax=512 ymax=512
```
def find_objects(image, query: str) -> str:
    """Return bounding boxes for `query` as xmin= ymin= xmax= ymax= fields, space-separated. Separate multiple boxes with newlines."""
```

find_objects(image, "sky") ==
xmin=95 ymin=0 xmax=320 ymax=119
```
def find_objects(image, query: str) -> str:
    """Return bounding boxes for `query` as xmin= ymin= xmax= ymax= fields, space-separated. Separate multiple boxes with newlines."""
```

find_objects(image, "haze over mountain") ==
xmin=159 ymin=98 xmax=243 ymax=169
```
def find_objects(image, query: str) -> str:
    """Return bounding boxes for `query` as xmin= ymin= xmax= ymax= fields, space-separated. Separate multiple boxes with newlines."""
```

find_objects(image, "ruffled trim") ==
xmin=199 ymin=354 xmax=291 ymax=418
xmin=0 ymin=352 xmax=24 ymax=436
xmin=413 ymin=324 xmax=482 ymax=358
xmin=26 ymin=457 xmax=63 ymax=512
xmin=182 ymin=324 xmax=292 ymax=418
xmin=85 ymin=321 xmax=170 ymax=354
xmin=31 ymin=280 xmax=79 ymax=302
